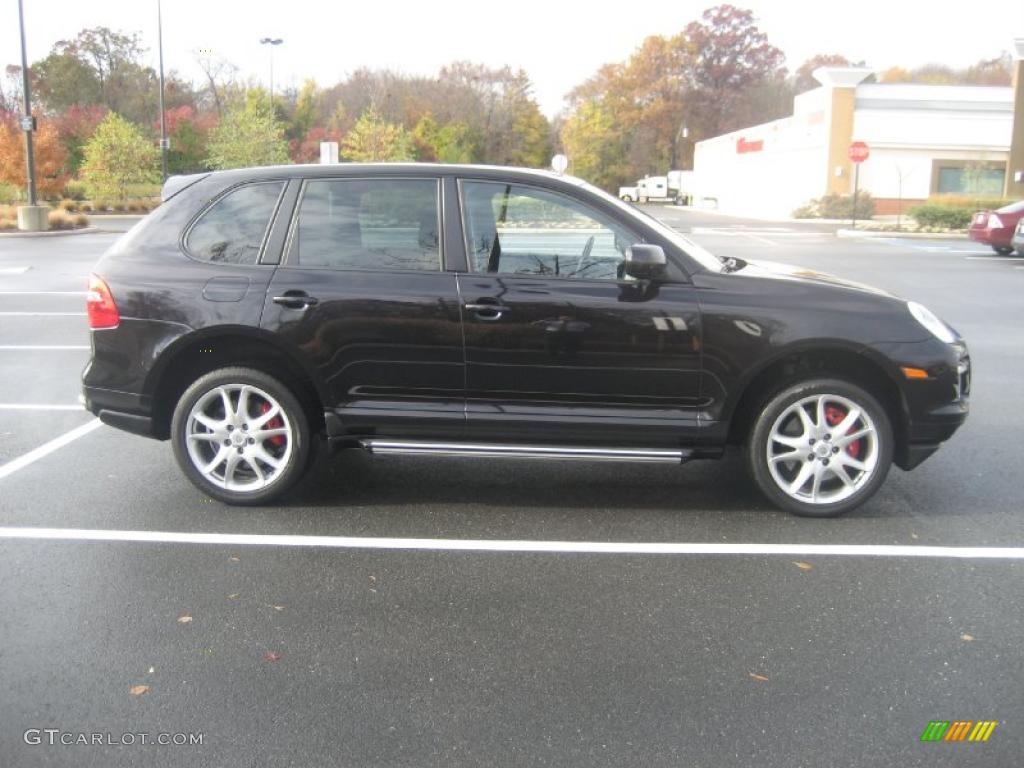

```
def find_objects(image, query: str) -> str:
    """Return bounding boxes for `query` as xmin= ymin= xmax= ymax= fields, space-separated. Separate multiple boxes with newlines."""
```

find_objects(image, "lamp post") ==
xmin=15 ymin=0 xmax=47 ymax=230
xmin=672 ymin=122 xmax=690 ymax=170
xmin=157 ymin=0 xmax=168 ymax=181
xmin=259 ymin=37 xmax=283 ymax=110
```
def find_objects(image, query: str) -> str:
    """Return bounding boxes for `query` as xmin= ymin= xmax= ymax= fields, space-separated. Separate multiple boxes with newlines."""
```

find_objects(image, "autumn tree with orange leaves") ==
xmin=0 ymin=115 xmax=69 ymax=199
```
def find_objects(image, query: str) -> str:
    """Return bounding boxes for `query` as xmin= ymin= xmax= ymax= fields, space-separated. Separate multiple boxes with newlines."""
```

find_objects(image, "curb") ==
xmin=836 ymin=228 xmax=968 ymax=240
xmin=0 ymin=226 xmax=102 ymax=239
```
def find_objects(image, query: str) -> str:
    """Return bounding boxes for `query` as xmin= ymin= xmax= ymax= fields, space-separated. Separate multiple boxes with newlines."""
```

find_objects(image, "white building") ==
xmin=691 ymin=67 xmax=1016 ymax=218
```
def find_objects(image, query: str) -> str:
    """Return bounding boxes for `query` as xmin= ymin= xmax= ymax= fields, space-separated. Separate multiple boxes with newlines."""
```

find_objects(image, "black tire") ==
xmin=746 ymin=378 xmax=894 ymax=517
xmin=993 ymin=246 xmax=1013 ymax=256
xmin=171 ymin=367 xmax=312 ymax=505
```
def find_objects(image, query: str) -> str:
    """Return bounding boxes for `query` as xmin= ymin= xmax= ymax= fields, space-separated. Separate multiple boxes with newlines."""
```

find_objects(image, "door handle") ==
xmin=272 ymin=292 xmax=319 ymax=309
xmin=465 ymin=301 xmax=510 ymax=320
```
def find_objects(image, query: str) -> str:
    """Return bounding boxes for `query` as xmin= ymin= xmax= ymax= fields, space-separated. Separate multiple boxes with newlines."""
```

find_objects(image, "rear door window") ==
xmin=186 ymin=181 xmax=285 ymax=264
xmin=287 ymin=178 xmax=441 ymax=271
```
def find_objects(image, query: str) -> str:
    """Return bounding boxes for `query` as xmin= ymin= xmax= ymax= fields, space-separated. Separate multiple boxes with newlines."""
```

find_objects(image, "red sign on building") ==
xmin=736 ymin=137 xmax=764 ymax=154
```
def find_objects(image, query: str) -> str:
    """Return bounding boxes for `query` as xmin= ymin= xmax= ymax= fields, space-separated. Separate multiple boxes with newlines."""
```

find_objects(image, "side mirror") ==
xmin=624 ymin=244 xmax=667 ymax=280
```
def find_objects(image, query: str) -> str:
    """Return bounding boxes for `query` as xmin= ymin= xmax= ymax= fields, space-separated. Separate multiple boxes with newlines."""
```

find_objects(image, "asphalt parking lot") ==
xmin=1 ymin=209 xmax=1021 ymax=767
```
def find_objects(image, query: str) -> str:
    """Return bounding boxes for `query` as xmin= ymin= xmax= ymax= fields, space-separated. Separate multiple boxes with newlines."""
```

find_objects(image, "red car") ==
xmin=969 ymin=200 xmax=1024 ymax=255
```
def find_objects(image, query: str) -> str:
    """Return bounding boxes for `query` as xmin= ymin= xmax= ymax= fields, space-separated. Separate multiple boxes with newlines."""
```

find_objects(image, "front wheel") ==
xmin=993 ymin=246 xmax=1014 ymax=256
xmin=171 ymin=367 xmax=312 ymax=505
xmin=746 ymin=379 xmax=893 ymax=517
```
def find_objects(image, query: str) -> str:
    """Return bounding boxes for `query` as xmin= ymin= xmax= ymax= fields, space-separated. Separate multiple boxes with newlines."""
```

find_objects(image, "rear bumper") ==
xmin=968 ymin=227 xmax=1012 ymax=248
xmin=82 ymin=384 xmax=160 ymax=439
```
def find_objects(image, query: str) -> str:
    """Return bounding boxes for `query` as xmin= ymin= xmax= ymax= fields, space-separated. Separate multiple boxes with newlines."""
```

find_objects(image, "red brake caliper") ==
xmin=825 ymin=404 xmax=861 ymax=458
xmin=258 ymin=401 xmax=286 ymax=447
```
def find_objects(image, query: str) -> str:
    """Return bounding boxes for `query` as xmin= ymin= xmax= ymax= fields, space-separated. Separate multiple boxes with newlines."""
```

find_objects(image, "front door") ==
xmin=261 ymin=176 xmax=464 ymax=438
xmin=457 ymin=180 xmax=702 ymax=446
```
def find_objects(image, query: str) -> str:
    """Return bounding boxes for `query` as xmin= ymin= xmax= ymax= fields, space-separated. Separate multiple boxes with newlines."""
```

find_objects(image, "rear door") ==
xmin=261 ymin=176 xmax=465 ymax=439
xmin=456 ymin=179 xmax=702 ymax=446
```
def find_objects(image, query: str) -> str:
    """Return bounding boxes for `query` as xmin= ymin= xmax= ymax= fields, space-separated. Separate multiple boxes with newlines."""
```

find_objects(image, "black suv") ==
xmin=82 ymin=164 xmax=969 ymax=516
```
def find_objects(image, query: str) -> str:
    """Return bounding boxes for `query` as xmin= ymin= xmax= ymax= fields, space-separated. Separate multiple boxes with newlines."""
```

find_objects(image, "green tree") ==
xmin=81 ymin=112 xmax=159 ymax=200
xmin=206 ymin=101 xmax=289 ymax=170
xmin=342 ymin=107 xmax=415 ymax=161
xmin=289 ymin=79 xmax=320 ymax=142
xmin=561 ymin=100 xmax=630 ymax=190
xmin=435 ymin=122 xmax=479 ymax=163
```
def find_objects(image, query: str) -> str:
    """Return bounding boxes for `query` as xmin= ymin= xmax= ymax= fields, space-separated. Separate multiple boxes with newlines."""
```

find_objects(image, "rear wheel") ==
xmin=993 ymin=246 xmax=1013 ymax=256
xmin=746 ymin=379 xmax=893 ymax=517
xmin=171 ymin=367 xmax=311 ymax=505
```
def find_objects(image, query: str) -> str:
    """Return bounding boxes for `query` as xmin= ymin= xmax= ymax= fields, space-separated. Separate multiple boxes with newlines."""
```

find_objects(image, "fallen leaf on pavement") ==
xmin=228 ymin=556 xmax=240 ymax=562
xmin=271 ymin=605 xmax=284 ymax=612
xmin=960 ymin=633 xmax=974 ymax=642
xmin=262 ymin=651 xmax=282 ymax=663
xmin=177 ymin=615 xmax=192 ymax=624
xmin=227 ymin=593 xmax=239 ymax=600
xmin=748 ymin=672 xmax=769 ymax=682
xmin=129 ymin=684 xmax=151 ymax=696
xmin=792 ymin=561 xmax=813 ymax=571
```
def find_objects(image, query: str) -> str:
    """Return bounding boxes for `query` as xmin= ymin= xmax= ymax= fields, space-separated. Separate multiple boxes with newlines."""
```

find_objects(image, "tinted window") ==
xmin=461 ymin=181 xmax=638 ymax=281
xmin=186 ymin=182 xmax=284 ymax=264
xmin=289 ymin=179 xmax=440 ymax=271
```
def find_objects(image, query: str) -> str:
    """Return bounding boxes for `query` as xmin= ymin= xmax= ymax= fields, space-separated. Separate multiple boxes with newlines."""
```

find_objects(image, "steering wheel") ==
xmin=573 ymin=235 xmax=595 ymax=277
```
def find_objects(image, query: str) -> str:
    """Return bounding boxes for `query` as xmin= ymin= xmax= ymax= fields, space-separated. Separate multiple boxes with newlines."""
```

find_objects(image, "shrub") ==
xmin=80 ymin=202 xmax=93 ymax=212
xmin=73 ymin=213 xmax=89 ymax=227
xmin=93 ymin=199 xmax=109 ymax=212
xmin=124 ymin=200 xmax=138 ymax=212
xmin=793 ymin=193 xmax=875 ymax=220
xmin=63 ymin=181 xmax=88 ymax=200
xmin=0 ymin=181 xmax=20 ymax=204
xmin=907 ymin=204 xmax=973 ymax=229
xmin=928 ymin=194 xmax=1014 ymax=211
xmin=111 ymin=201 xmax=126 ymax=212
xmin=47 ymin=210 xmax=73 ymax=229
xmin=59 ymin=199 xmax=79 ymax=212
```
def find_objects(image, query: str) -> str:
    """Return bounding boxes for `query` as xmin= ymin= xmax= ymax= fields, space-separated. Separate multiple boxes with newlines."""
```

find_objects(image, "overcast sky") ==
xmin=4 ymin=0 xmax=1023 ymax=116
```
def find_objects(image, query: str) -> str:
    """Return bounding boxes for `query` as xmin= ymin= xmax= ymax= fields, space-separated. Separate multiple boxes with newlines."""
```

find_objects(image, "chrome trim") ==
xmin=360 ymin=440 xmax=688 ymax=463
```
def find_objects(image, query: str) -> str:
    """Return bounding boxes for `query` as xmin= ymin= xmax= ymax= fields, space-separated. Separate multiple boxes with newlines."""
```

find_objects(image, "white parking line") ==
xmin=0 ymin=345 xmax=89 ymax=350
xmin=0 ymin=290 xmax=85 ymax=296
xmin=965 ymin=256 xmax=1024 ymax=262
xmin=0 ymin=267 xmax=30 ymax=275
xmin=0 ymin=526 xmax=1021 ymax=559
xmin=0 ymin=311 xmax=86 ymax=317
xmin=0 ymin=419 xmax=101 ymax=481
xmin=0 ymin=404 xmax=85 ymax=411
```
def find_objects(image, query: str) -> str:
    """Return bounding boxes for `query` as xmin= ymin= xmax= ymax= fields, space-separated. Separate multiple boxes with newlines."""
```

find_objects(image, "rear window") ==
xmin=996 ymin=200 xmax=1024 ymax=215
xmin=186 ymin=182 xmax=285 ymax=264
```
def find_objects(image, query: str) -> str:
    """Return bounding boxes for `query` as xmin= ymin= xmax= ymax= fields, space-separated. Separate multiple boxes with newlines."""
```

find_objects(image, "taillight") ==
xmin=987 ymin=213 xmax=1004 ymax=229
xmin=86 ymin=273 xmax=120 ymax=329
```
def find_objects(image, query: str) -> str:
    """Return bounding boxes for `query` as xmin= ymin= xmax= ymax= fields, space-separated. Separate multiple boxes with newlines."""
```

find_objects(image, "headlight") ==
xmin=907 ymin=301 xmax=957 ymax=344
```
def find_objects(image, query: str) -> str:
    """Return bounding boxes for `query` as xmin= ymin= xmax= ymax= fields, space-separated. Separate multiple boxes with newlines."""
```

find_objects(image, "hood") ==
xmin=736 ymin=259 xmax=899 ymax=299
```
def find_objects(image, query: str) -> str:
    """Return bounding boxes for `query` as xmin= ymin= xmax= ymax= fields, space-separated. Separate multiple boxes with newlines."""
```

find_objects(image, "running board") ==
xmin=359 ymin=440 xmax=691 ymax=464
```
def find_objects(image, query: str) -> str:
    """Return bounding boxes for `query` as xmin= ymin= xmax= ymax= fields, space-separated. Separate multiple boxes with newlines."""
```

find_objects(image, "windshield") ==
xmin=571 ymin=178 xmax=726 ymax=272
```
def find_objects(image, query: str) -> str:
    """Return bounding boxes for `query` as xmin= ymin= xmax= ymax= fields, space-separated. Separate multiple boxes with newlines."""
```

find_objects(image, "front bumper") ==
xmin=868 ymin=338 xmax=970 ymax=470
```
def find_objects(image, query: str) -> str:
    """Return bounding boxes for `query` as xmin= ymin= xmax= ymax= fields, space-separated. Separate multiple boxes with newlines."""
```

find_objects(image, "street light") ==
xmin=157 ymin=0 xmax=168 ymax=182
xmin=259 ymin=37 xmax=283 ymax=110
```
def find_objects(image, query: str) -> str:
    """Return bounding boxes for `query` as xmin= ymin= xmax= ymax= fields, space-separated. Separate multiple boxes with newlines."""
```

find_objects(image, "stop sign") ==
xmin=848 ymin=141 xmax=870 ymax=163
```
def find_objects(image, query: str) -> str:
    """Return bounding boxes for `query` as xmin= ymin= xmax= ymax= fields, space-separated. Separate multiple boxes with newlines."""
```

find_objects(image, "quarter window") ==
xmin=186 ymin=182 xmax=284 ymax=264
xmin=288 ymin=179 xmax=441 ymax=271
xmin=461 ymin=181 xmax=639 ymax=281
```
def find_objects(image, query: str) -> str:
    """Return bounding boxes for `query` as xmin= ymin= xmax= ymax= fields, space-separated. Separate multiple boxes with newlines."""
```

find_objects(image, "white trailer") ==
xmin=618 ymin=171 xmax=694 ymax=204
